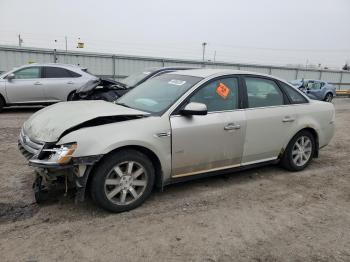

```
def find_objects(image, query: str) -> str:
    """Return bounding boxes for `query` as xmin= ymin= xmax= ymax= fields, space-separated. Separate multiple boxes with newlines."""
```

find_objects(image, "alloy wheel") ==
xmin=104 ymin=161 xmax=148 ymax=205
xmin=291 ymin=136 xmax=313 ymax=167
xmin=325 ymin=94 xmax=333 ymax=102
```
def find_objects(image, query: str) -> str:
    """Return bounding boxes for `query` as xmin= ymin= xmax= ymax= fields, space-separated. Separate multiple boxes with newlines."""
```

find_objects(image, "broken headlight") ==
xmin=42 ymin=143 xmax=77 ymax=164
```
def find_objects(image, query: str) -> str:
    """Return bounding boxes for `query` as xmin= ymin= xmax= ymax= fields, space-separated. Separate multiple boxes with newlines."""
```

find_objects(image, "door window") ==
xmin=13 ymin=67 xmax=41 ymax=79
xmin=43 ymin=67 xmax=77 ymax=78
xmin=311 ymin=82 xmax=322 ymax=89
xmin=189 ymin=77 xmax=239 ymax=112
xmin=244 ymin=77 xmax=284 ymax=108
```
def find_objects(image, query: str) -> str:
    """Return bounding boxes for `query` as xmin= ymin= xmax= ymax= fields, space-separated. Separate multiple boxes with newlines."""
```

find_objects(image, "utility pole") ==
xmin=18 ymin=34 xmax=23 ymax=47
xmin=202 ymin=42 xmax=207 ymax=67
xmin=65 ymin=36 xmax=68 ymax=52
xmin=53 ymin=49 xmax=57 ymax=63
xmin=213 ymin=50 xmax=217 ymax=63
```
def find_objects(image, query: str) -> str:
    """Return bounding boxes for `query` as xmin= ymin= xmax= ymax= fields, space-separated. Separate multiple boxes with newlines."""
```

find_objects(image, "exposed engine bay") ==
xmin=72 ymin=78 xmax=130 ymax=102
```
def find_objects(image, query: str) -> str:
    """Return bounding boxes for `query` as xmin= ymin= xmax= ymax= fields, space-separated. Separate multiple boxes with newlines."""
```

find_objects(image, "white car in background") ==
xmin=0 ymin=63 xmax=98 ymax=111
xmin=19 ymin=69 xmax=335 ymax=212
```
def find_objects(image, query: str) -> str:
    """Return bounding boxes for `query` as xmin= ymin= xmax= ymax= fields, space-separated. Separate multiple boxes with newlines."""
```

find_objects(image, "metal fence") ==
xmin=1 ymin=45 xmax=349 ymax=89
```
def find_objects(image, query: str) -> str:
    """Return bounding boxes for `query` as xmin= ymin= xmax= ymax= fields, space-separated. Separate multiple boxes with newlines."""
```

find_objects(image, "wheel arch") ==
xmin=67 ymin=90 xmax=76 ymax=101
xmin=87 ymin=145 xmax=164 ymax=192
xmin=0 ymin=93 xmax=6 ymax=105
xmin=281 ymin=127 xmax=319 ymax=159
xmin=324 ymin=91 xmax=333 ymax=99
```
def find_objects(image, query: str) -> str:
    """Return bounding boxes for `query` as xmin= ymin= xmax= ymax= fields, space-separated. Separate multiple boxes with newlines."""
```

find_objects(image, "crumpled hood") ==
xmin=23 ymin=101 xmax=149 ymax=142
xmin=75 ymin=78 xmax=126 ymax=93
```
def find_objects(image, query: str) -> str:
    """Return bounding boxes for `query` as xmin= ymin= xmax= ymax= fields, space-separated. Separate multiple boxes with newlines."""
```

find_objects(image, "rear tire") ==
xmin=90 ymin=150 xmax=155 ymax=212
xmin=0 ymin=96 xmax=5 ymax=112
xmin=67 ymin=91 xmax=76 ymax=101
xmin=324 ymin=93 xmax=333 ymax=102
xmin=281 ymin=130 xmax=316 ymax=171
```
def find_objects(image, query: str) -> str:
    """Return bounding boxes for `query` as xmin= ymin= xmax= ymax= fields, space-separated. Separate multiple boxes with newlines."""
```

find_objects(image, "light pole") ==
xmin=202 ymin=42 xmax=207 ymax=67
xmin=18 ymin=34 xmax=23 ymax=47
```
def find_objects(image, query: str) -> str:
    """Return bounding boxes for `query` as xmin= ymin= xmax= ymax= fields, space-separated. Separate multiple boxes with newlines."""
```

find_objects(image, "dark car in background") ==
xmin=73 ymin=67 xmax=195 ymax=102
xmin=290 ymin=79 xmax=336 ymax=102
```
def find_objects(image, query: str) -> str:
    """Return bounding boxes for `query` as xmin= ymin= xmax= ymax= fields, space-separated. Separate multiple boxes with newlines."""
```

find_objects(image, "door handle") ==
xmin=67 ymin=81 xmax=74 ymax=84
xmin=224 ymin=123 xmax=241 ymax=130
xmin=34 ymin=82 xmax=42 ymax=85
xmin=282 ymin=116 xmax=295 ymax=123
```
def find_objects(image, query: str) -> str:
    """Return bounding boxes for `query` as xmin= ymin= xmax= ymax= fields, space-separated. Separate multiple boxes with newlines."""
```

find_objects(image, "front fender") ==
xmin=57 ymin=116 xmax=172 ymax=181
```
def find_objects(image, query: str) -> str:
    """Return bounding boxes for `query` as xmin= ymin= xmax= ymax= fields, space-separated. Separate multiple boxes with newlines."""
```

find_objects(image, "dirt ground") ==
xmin=0 ymin=99 xmax=349 ymax=262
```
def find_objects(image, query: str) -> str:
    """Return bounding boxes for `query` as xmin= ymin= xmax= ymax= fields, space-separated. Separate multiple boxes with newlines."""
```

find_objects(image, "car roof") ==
xmin=295 ymin=79 xmax=325 ymax=83
xmin=18 ymin=63 xmax=83 ymax=69
xmin=147 ymin=66 xmax=197 ymax=72
xmin=170 ymin=68 xmax=272 ymax=78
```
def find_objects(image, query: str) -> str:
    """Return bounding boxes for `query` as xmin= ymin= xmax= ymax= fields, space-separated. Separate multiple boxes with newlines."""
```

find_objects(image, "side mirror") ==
xmin=6 ymin=73 xmax=15 ymax=81
xmin=180 ymin=102 xmax=207 ymax=116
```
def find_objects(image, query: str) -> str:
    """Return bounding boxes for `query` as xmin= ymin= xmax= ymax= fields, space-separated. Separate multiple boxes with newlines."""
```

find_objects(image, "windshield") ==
xmin=117 ymin=74 xmax=202 ymax=114
xmin=120 ymin=68 xmax=159 ymax=87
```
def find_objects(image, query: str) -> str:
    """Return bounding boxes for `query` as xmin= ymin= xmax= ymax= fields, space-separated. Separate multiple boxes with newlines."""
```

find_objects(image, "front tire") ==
xmin=281 ymin=130 xmax=316 ymax=171
xmin=324 ymin=93 xmax=333 ymax=102
xmin=90 ymin=150 xmax=155 ymax=212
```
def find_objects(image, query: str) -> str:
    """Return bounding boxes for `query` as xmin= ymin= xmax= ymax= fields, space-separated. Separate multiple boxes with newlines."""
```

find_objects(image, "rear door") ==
xmin=5 ymin=66 xmax=45 ymax=103
xmin=41 ymin=66 xmax=81 ymax=101
xmin=170 ymin=76 xmax=246 ymax=177
xmin=241 ymin=76 xmax=297 ymax=164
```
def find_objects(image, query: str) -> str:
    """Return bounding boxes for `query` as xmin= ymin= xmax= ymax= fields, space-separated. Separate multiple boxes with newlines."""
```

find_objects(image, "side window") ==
xmin=308 ymin=82 xmax=321 ymax=90
xmin=244 ymin=77 xmax=284 ymax=108
xmin=279 ymin=81 xmax=308 ymax=104
xmin=189 ymin=77 xmax=239 ymax=112
xmin=69 ymin=70 xmax=81 ymax=77
xmin=13 ymin=67 xmax=41 ymax=79
xmin=313 ymin=82 xmax=322 ymax=89
xmin=44 ymin=67 xmax=74 ymax=78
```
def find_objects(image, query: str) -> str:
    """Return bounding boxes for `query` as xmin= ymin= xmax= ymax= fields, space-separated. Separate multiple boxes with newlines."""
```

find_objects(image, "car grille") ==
xmin=18 ymin=130 xmax=44 ymax=160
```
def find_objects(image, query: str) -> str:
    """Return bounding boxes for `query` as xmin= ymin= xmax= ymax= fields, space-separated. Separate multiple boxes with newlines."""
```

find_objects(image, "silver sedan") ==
xmin=19 ymin=69 xmax=335 ymax=212
xmin=0 ymin=63 xmax=98 ymax=111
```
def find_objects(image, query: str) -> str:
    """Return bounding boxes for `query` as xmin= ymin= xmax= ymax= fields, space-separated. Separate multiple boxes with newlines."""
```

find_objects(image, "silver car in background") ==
xmin=0 ymin=63 xmax=98 ymax=111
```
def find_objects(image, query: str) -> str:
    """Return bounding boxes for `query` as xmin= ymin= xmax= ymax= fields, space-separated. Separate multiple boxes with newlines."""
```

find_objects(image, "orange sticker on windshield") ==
xmin=216 ymin=83 xmax=230 ymax=99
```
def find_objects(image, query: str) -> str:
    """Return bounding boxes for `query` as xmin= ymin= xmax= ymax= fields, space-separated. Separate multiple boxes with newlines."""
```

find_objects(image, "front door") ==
xmin=5 ymin=66 xmax=45 ymax=103
xmin=170 ymin=77 xmax=246 ymax=177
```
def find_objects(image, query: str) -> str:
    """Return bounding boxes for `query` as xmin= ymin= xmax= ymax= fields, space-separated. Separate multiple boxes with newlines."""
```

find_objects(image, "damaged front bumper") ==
xmin=18 ymin=131 xmax=103 ymax=202
xmin=30 ymin=155 xmax=102 ymax=203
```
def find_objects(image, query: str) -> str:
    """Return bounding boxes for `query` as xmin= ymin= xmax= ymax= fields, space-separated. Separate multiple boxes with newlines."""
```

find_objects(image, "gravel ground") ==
xmin=0 ymin=100 xmax=349 ymax=262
